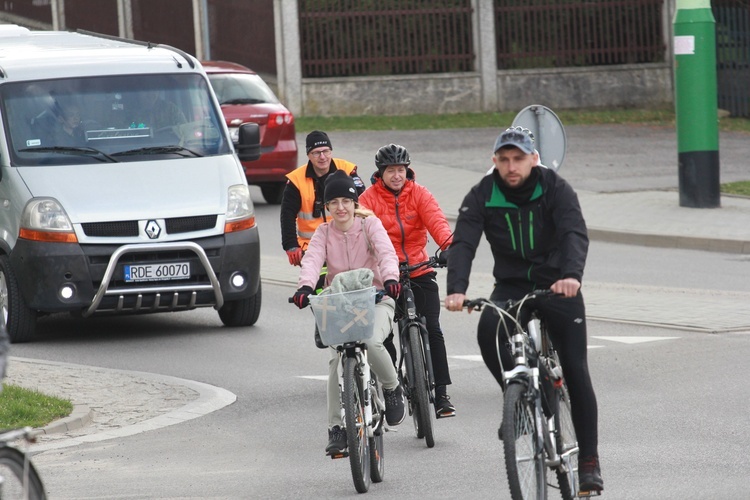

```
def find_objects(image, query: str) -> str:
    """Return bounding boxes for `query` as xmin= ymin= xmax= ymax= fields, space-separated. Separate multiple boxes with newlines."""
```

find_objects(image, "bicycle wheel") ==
xmin=369 ymin=373 xmax=385 ymax=483
xmin=407 ymin=324 xmax=434 ymax=448
xmin=554 ymin=382 xmax=577 ymax=500
xmin=501 ymin=383 xmax=546 ymax=500
xmin=343 ymin=356 xmax=371 ymax=493
xmin=0 ymin=445 xmax=47 ymax=500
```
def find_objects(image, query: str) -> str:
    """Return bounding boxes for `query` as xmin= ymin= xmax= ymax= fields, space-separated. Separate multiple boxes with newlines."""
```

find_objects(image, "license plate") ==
xmin=124 ymin=262 xmax=190 ymax=282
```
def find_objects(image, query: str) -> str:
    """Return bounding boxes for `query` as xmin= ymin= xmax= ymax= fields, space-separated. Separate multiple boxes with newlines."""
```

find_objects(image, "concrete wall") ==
xmin=496 ymin=63 xmax=674 ymax=111
xmin=301 ymin=73 xmax=483 ymax=116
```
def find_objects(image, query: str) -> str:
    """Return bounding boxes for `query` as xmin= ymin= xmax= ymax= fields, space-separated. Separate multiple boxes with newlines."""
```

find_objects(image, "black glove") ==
xmin=437 ymin=248 xmax=450 ymax=266
xmin=293 ymin=286 xmax=313 ymax=309
xmin=384 ymin=280 xmax=401 ymax=300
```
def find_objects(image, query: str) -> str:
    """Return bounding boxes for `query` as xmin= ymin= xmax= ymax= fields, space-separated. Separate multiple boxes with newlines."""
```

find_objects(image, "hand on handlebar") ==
xmin=550 ymin=277 xmax=580 ymax=298
xmin=292 ymin=286 xmax=313 ymax=309
xmin=437 ymin=248 xmax=450 ymax=266
xmin=444 ymin=292 xmax=466 ymax=312
xmin=384 ymin=280 xmax=401 ymax=300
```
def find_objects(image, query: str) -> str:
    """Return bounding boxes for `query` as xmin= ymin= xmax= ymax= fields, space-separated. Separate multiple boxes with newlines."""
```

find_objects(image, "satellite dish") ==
xmin=512 ymin=105 xmax=567 ymax=171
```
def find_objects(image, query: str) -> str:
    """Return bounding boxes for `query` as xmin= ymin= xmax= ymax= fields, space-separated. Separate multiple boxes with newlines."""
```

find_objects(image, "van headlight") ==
xmin=19 ymin=198 xmax=77 ymax=243
xmin=224 ymin=184 xmax=255 ymax=233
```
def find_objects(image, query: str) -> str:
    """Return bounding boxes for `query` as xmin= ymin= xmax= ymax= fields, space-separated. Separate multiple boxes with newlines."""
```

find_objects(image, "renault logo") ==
xmin=145 ymin=220 xmax=162 ymax=239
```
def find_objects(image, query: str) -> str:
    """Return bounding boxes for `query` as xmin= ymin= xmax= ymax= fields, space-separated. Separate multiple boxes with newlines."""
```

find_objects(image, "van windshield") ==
xmin=1 ymin=73 xmax=231 ymax=166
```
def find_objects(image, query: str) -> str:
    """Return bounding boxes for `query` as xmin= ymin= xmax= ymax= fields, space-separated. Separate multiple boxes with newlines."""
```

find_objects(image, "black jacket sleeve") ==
xmin=549 ymin=175 xmax=588 ymax=283
xmin=280 ymin=181 xmax=302 ymax=251
xmin=446 ymin=180 xmax=487 ymax=295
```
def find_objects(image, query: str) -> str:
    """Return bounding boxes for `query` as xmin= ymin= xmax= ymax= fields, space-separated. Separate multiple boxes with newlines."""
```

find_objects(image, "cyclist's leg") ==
xmin=411 ymin=273 xmax=451 ymax=387
xmin=476 ymin=288 xmax=516 ymax=389
xmin=537 ymin=293 xmax=598 ymax=459
xmin=365 ymin=297 xmax=406 ymax=425
xmin=327 ymin=348 xmax=344 ymax=428
xmin=364 ymin=297 xmax=399 ymax=390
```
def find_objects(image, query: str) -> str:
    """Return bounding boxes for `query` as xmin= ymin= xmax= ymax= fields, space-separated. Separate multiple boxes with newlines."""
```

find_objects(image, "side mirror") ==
xmin=236 ymin=122 xmax=261 ymax=162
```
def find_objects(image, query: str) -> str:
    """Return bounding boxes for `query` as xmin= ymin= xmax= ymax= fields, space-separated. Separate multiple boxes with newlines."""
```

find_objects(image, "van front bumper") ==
xmin=10 ymin=228 xmax=261 ymax=315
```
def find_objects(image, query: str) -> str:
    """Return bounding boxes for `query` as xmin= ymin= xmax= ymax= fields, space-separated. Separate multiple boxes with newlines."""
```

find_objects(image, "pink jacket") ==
xmin=298 ymin=215 xmax=399 ymax=290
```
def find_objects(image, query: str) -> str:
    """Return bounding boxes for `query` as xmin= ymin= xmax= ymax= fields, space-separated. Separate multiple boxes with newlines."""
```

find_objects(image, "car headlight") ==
xmin=225 ymin=184 xmax=255 ymax=233
xmin=20 ymin=198 xmax=77 ymax=243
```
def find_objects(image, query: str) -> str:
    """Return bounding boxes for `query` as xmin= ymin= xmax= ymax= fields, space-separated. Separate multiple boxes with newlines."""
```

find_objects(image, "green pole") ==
xmin=673 ymin=0 xmax=720 ymax=208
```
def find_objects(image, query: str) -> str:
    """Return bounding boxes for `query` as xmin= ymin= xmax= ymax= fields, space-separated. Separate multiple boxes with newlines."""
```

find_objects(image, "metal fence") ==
xmin=298 ymin=0 xmax=475 ymax=77
xmin=714 ymin=1 xmax=750 ymax=117
xmin=494 ymin=0 xmax=665 ymax=69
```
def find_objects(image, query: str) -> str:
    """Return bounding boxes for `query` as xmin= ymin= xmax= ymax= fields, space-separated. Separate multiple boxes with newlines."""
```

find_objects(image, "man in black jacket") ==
xmin=444 ymin=126 xmax=603 ymax=493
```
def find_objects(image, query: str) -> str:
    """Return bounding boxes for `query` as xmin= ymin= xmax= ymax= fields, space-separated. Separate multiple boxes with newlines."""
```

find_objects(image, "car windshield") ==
xmin=1 ymin=73 xmax=231 ymax=166
xmin=207 ymin=73 xmax=279 ymax=106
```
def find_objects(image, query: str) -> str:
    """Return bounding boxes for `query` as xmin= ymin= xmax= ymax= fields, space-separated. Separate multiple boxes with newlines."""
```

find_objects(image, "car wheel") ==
xmin=0 ymin=255 xmax=37 ymax=343
xmin=218 ymin=283 xmax=261 ymax=327
xmin=261 ymin=183 xmax=285 ymax=205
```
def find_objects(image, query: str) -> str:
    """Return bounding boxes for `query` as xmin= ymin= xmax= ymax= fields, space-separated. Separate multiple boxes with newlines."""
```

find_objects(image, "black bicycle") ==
xmin=0 ymin=427 xmax=47 ymax=499
xmin=394 ymin=252 xmax=447 ymax=449
xmin=464 ymin=290 xmax=597 ymax=500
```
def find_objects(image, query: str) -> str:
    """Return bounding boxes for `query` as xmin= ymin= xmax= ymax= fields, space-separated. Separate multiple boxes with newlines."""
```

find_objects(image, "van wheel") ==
xmin=0 ymin=255 xmax=37 ymax=343
xmin=261 ymin=184 xmax=284 ymax=205
xmin=218 ymin=284 xmax=261 ymax=327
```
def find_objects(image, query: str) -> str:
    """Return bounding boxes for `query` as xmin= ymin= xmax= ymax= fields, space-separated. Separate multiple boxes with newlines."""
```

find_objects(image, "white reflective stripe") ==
xmin=298 ymin=211 xmax=317 ymax=220
xmin=298 ymin=230 xmax=315 ymax=239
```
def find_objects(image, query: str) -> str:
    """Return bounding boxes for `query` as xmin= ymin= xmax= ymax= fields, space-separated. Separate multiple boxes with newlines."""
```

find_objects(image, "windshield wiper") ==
xmin=112 ymin=146 xmax=203 ymax=158
xmin=19 ymin=146 xmax=118 ymax=163
xmin=220 ymin=98 xmax=267 ymax=105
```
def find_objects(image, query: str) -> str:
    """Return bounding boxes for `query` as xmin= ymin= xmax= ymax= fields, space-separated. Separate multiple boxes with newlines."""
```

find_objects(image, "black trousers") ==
xmin=477 ymin=287 xmax=598 ymax=458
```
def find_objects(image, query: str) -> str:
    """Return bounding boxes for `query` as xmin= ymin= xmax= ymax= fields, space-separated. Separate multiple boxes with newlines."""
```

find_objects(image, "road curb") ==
xmin=39 ymin=405 xmax=93 ymax=435
xmin=587 ymin=228 xmax=750 ymax=254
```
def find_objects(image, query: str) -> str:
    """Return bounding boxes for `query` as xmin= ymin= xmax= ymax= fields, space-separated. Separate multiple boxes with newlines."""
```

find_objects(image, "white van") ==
xmin=0 ymin=27 xmax=263 ymax=342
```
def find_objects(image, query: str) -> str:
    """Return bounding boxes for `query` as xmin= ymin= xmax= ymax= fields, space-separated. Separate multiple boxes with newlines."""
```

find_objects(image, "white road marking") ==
xmin=592 ymin=336 xmax=679 ymax=344
xmin=297 ymin=375 xmax=328 ymax=381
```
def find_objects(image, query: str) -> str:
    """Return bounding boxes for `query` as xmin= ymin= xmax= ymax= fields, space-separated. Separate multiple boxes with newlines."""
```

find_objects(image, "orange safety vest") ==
xmin=285 ymin=159 xmax=357 ymax=249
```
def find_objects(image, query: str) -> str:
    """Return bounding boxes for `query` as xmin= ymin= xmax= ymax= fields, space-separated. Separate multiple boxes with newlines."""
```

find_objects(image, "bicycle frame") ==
xmin=466 ymin=290 xmax=586 ymax=499
xmin=334 ymin=342 xmax=383 ymax=439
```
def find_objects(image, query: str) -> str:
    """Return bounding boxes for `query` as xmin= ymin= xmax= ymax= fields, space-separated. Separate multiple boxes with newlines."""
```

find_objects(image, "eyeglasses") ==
xmin=310 ymin=149 xmax=332 ymax=159
xmin=326 ymin=198 xmax=354 ymax=208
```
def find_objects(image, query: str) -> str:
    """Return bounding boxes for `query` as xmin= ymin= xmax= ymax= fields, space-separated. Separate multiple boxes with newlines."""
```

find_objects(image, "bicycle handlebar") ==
xmin=462 ymin=289 xmax=556 ymax=314
xmin=399 ymin=255 xmax=445 ymax=279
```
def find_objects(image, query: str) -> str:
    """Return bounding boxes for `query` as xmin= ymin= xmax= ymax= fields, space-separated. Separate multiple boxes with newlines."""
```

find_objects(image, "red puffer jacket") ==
xmin=359 ymin=169 xmax=453 ymax=279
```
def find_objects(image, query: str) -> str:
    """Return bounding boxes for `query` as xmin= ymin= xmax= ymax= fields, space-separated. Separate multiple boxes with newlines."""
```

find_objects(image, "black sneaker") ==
xmin=435 ymin=394 xmax=456 ymax=419
xmin=325 ymin=425 xmax=347 ymax=456
xmin=383 ymin=385 xmax=406 ymax=426
xmin=578 ymin=455 xmax=604 ymax=492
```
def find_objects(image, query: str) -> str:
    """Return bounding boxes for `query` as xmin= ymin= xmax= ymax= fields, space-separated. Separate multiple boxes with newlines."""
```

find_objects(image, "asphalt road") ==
xmin=10 ymin=124 xmax=750 ymax=498
xmin=10 ymin=195 xmax=748 ymax=499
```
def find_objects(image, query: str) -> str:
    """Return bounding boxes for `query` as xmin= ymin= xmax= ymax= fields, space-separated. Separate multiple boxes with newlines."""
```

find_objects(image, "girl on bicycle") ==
xmin=359 ymin=144 xmax=456 ymax=418
xmin=292 ymin=170 xmax=407 ymax=456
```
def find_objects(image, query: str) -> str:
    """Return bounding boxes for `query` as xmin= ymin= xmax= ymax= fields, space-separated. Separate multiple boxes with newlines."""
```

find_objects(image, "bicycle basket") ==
xmin=309 ymin=287 xmax=376 ymax=345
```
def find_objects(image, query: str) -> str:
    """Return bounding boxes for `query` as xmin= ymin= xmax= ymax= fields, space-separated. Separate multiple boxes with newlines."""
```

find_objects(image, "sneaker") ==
xmin=325 ymin=426 xmax=347 ymax=456
xmin=383 ymin=384 xmax=406 ymax=426
xmin=578 ymin=455 xmax=604 ymax=492
xmin=435 ymin=394 xmax=456 ymax=419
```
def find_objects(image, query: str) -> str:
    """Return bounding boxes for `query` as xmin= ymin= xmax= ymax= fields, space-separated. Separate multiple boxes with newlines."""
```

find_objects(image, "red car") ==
xmin=202 ymin=60 xmax=297 ymax=204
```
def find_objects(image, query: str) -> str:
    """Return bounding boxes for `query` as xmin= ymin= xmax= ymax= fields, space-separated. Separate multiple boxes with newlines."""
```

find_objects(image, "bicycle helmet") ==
xmin=375 ymin=143 xmax=411 ymax=170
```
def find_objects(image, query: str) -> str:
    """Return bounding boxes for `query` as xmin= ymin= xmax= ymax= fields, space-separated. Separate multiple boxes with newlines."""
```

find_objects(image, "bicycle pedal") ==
xmin=435 ymin=411 xmax=456 ymax=419
xmin=328 ymin=451 xmax=349 ymax=459
xmin=577 ymin=489 xmax=602 ymax=497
